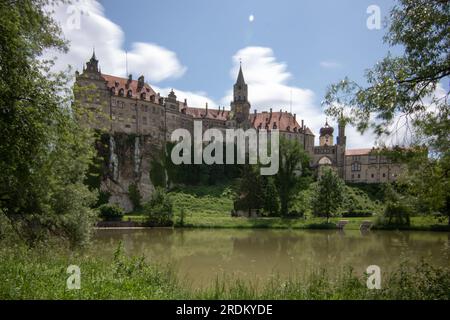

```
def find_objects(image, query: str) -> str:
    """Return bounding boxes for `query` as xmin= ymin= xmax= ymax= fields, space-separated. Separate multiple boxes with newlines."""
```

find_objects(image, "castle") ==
xmin=75 ymin=52 xmax=403 ymax=209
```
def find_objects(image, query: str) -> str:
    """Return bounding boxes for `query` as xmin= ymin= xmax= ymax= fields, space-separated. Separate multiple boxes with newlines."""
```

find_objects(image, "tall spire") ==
xmin=236 ymin=61 xmax=246 ymax=85
xmin=91 ymin=47 xmax=97 ymax=62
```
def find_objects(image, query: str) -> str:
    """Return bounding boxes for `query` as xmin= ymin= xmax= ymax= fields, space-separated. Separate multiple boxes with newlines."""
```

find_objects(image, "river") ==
xmin=92 ymin=228 xmax=450 ymax=288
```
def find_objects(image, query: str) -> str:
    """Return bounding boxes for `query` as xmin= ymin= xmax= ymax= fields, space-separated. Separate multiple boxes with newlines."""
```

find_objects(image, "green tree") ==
xmin=263 ymin=177 xmax=280 ymax=216
xmin=323 ymin=0 xmax=449 ymax=223
xmin=312 ymin=168 xmax=344 ymax=223
xmin=128 ymin=183 xmax=142 ymax=211
xmin=144 ymin=188 xmax=173 ymax=226
xmin=235 ymin=165 xmax=264 ymax=215
xmin=0 ymin=0 xmax=97 ymax=245
xmin=275 ymin=138 xmax=311 ymax=216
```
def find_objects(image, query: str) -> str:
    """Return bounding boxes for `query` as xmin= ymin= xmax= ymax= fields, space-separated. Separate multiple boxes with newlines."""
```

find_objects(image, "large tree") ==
xmin=0 ymin=0 xmax=97 ymax=245
xmin=311 ymin=168 xmax=344 ymax=223
xmin=275 ymin=138 xmax=311 ymax=216
xmin=323 ymin=0 xmax=449 ymax=223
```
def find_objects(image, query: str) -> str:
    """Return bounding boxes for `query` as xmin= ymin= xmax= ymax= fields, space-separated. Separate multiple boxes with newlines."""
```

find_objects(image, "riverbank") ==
xmin=0 ymin=243 xmax=449 ymax=300
xmin=121 ymin=213 xmax=449 ymax=232
xmin=116 ymin=184 xmax=450 ymax=232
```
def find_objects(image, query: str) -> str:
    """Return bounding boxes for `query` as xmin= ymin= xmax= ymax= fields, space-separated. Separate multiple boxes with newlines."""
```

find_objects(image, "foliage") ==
xmin=0 ymin=243 xmax=448 ymax=300
xmin=234 ymin=165 xmax=264 ymax=215
xmin=149 ymin=157 xmax=167 ymax=189
xmin=379 ymin=202 xmax=412 ymax=227
xmin=144 ymin=188 xmax=173 ymax=226
xmin=0 ymin=0 xmax=97 ymax=246
xmin=128 ymin=183 xmax=142 ymax=211
xmin=98 ymin=204 xmax=124 ymax=222
xmin=165 ymin=142 xmax=241 ymax=186
xmin=263 ymin=177 xmax=280 ymax=217
xmin=274 ymin=137 xmax=311 ymax=216
xmin=342 ymin=210 xmax=373 ymax=218
xmin=311 ymin=168 xmax=345 ymax=222
xmin=322 ymin=0 xmax=450 ymax=224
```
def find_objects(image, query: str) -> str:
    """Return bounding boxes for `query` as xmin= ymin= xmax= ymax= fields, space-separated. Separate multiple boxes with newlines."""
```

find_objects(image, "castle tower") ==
xmin=230 ymin=63 xmax=251 ymax=128
xmin=337 ymin=117 xmax=346 ymax=146
xmin=319 ymin=120 xmax=334 ymax=146
xmin=336 ymin=116 xmax=347 ymax=178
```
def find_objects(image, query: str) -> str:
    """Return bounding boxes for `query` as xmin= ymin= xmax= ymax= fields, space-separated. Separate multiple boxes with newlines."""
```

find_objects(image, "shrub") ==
xmin=144 ymin=188 xmax=173 ymax=226
xmin=342 ymin=210 xmax=373 ymax=218
xmin=128 ymin=183 xmax=142 ymax=211
xmin=379 ymin=201 xmax=412 ymax=226
xmin=98 ymin=204 xmax=124 ymax=221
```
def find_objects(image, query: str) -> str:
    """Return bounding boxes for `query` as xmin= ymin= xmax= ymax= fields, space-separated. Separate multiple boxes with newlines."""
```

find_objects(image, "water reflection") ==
xmin=92 ymin=229 xmax=450 ymax=288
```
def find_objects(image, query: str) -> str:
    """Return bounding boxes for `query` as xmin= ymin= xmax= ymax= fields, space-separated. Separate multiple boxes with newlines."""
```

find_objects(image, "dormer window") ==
xmin=119 ymin=88 xmax=124 ymax=96
xmin=111 ymin=87 xmax=115 ymax=95
xmin=150 ymin=95 xmax=155 ymax=102
xmin=273 ymin=122 xmax=277 ymax=129
xmin=127 ymin=90 xmax=132 ymax=98
xmin=140 ymin=92 xmax=146 ymax=100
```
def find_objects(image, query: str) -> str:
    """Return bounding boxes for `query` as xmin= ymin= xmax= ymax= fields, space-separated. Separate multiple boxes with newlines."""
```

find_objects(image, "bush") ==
xmin=378 ymin=202 xmax=412 ymax=226
xmin=98 ymin=204 xmax=124 ymax=221
xmin=342 ymin=210 xmax=373 ymax=218
xmin=128 ymin=183 xmax=142 ymax=211
xmin=144 ymin=188 xmax=173 ymax=226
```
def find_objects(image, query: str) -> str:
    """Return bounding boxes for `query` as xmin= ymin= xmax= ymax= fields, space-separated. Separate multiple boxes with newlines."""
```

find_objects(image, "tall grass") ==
xmin=0 ymin=243 xmax=448 ymax=300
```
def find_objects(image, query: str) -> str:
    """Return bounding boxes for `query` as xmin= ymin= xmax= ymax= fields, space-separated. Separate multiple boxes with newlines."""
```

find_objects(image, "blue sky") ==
xmin=50 ymin=0 xmax=401 ymax=148
xmin=102 ymin=0 xmax=394 ymax=101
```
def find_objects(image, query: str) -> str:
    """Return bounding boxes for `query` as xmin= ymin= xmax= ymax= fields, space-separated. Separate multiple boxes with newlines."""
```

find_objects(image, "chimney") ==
xmin=301 ymin=120 xmax=304 ymax=130
xmin=205 ymin=102 xmax=208 ymax=113
xmin=126 ymin=74 xmax=132 ymax=88
xmin=138 ymin=75 xmax=144 ymax=90
xmin=184 ymin=98 xmax=187 ymax=106
xmin=294 ymin=114 xmax=297 ymax=122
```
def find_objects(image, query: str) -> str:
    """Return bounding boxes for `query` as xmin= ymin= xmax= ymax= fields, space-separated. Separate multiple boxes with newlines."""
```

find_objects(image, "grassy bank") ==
xmin=123 ymin=184 xmax=449 ymax=231
xmin=0 ymin=244 xmax=448 ymax=300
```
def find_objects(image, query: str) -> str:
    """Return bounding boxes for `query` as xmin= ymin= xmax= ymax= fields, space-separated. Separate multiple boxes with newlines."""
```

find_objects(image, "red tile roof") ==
xmin=102 ymin=74 xmax=158 ymax=102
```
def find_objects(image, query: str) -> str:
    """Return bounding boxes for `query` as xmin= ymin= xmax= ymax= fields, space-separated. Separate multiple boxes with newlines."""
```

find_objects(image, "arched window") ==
xmin=318 ymin=157 xmax=332 ymax=165
xmin=127 ymin=90 xmax=133 ymax=98
xmin=119 ymin=88 xmax=124 ymax=96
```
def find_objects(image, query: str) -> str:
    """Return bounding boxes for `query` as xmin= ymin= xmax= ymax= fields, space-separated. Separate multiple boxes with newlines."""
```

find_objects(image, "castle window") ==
xmin=351 ymin=162 xmax=361 ymax=172
xmin=127 ymin=90 xmax=132 ymax=98
xmin=150 ymin=95 xmax=155 ymax=102
xmin=111 ymin=87 xmax=116 ymax=95
xmin=119 ymin=89 xmax=124 ymax=97
xmin=371 ymin=174 xmax=375 ymax=178
xmin=358 ymin=174 xmax=361 ymax=179
xmin=383 ymin=173 xmax=386 ymax=178
xmin=369 ymin=155 xmax=378 ymax=163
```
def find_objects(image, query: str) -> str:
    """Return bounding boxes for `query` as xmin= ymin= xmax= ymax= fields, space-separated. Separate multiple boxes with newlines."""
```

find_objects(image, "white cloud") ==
xmin=44 ymin=1 xmax=186 ymax=82
xmin=44 ymin=1 xmax=376 ymax=149
xmin=221 ymin=46 xmax=374 ymax=148
xmin=154 ymin=86 xmax=218 ymax=109
xmin=319 ymin=61 xmax=341 ymax=69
